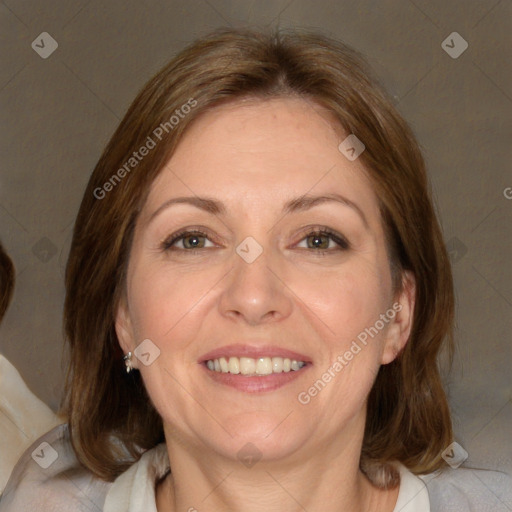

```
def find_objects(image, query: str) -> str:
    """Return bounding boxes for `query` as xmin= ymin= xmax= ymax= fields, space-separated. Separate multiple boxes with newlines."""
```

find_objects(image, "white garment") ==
xmin=0 ymin=354 xmax=61 ymax=493
xmin=103 ymin=443 xmax=169 ymax=512
xmin=102 ymin=443 xmax=430 ymax=512
xmin=1 ymin=424 xmax=511 ymax=511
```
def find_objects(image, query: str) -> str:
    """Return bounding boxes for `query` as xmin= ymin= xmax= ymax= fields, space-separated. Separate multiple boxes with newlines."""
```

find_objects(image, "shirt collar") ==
xmin=104 ymin=447 xmax=430 ymax=512
xmin=103 ymin=443 xmax=169 ymax=512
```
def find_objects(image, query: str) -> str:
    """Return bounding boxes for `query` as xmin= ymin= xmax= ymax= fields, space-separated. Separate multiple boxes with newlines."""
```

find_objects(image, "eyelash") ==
xmin=161 ymin=226 xmax=350 ymax=256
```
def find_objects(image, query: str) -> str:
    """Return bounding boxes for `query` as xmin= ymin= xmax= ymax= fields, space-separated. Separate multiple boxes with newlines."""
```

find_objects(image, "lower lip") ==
xmin=201 ymin=363 xmax=311 ymax=392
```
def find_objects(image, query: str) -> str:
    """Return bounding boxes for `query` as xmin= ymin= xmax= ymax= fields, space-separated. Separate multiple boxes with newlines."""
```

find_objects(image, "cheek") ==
xmin=314 ymin=260 xmax=387 ymax=342
xmin=128 ymin=261 xmax=205 ymax=342
xmin=304 ymin=267 xmax=389 ymax=414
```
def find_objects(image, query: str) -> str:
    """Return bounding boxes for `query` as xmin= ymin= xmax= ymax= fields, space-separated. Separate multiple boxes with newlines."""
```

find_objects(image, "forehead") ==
xmin=144 ymin=97 xmax=380 ymax=225
xmin=173 ymin=96 xmax=345 ymax=162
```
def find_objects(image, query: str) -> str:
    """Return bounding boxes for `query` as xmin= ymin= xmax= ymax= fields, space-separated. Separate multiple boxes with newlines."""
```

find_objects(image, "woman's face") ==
xmin=116 ymin=97 xmax=415 ymax=463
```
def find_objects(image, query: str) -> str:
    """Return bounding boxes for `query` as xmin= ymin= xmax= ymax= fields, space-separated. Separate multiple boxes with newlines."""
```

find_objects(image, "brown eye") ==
xmin=297 ymin=228 xmax=350 ymax=254
xmin=307 ymin=233 xmax=330 ymax=249
xmin=162 ymin=230 xmax=212 ymax=251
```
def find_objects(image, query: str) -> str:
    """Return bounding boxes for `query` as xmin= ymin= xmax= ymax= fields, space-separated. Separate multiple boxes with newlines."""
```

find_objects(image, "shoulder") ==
xmin=419 ymin=465 xmax=512 ymax=512
xmin=0 ymin=423 xmax=112 ymax=512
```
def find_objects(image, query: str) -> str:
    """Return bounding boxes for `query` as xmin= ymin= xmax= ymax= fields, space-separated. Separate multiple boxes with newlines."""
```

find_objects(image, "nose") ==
xmin=218 ymin=239 xmax=293 ymax=326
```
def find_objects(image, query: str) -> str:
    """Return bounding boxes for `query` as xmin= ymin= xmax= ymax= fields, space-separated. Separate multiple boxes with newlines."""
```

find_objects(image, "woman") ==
xmin=1 ymin=27 xmax=510 ymax=512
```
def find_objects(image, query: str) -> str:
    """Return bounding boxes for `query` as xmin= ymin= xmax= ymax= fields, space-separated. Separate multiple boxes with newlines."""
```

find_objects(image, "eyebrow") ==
xmin=148 ymin=193 xmax=369 ymax=229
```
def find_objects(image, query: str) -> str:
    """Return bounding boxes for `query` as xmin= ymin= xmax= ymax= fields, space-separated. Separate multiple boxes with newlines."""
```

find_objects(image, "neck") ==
xmin=156 ymin=417 xmax=399 ymax=512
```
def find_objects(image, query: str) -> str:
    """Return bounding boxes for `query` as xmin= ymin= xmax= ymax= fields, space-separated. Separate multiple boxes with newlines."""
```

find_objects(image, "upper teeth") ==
xmin=206 ymin=356 xmax=306 ymax=376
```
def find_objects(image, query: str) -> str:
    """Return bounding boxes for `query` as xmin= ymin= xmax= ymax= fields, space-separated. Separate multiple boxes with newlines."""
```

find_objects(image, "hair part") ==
xmin=61 ymin=27 xmax=455 ymax=486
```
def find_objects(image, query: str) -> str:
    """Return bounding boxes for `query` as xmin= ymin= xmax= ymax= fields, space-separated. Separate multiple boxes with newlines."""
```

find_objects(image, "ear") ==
xmin=381 ymin=270 xmax=416 ymax=365
xmin=115 ymin=294 xmax=138 ymax=369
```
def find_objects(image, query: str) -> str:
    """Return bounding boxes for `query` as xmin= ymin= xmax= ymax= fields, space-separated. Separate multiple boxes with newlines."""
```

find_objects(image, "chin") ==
xmin=200 ymin=414 xmax=308 ymax=462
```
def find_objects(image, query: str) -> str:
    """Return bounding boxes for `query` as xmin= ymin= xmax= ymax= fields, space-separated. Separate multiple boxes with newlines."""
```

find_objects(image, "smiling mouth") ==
xmin=205 ymin=356 xmax=307 ymax=376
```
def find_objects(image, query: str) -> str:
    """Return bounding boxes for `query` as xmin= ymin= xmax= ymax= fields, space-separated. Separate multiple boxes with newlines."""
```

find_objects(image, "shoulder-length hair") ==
xmin=62 ymin=27 xmax=455 ymax=485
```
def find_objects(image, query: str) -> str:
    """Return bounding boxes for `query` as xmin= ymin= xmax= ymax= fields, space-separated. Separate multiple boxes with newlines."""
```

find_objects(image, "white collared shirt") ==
xmin=102 ymin=443 xmax=431 ymax=512
xmin=1 ymin=424 xmax=511 ymax=511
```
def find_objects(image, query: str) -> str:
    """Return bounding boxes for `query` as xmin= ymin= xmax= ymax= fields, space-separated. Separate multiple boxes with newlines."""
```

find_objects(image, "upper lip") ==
xmin=199 ymin=343 xmax=312 ymax=364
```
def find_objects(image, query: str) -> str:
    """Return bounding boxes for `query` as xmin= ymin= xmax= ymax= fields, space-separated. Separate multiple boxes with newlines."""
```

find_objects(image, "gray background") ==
xmin=0 ymin=0 xmax=510 ymax=476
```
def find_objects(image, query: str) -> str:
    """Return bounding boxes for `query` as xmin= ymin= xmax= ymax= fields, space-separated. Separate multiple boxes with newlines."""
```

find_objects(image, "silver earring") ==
xmin=123 ymin=351 xmax=133 ymax=373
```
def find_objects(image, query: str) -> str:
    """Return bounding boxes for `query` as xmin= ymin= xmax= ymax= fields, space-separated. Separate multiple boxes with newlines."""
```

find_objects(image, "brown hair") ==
xmin=61 ymin=27 xmax=454 ymax=485
xmin=0 ymin=241 xmax=15 ymax=322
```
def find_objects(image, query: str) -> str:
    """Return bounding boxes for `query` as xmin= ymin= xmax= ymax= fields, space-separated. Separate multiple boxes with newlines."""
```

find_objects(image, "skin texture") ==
xmin=116 ymin=97 xmax=416 ymax=512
